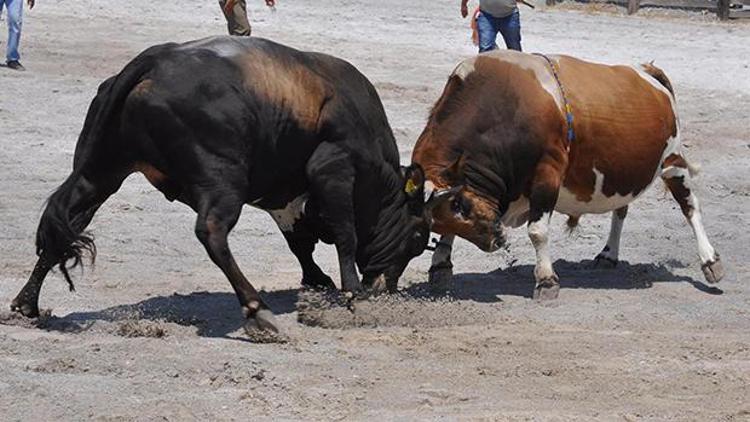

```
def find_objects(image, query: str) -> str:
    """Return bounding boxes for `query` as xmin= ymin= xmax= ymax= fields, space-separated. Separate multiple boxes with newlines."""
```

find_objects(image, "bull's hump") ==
xmin=229 ymin=42 xmax=331 ymax=133
xmin=471 ymin=51 xmax=566 ymax=112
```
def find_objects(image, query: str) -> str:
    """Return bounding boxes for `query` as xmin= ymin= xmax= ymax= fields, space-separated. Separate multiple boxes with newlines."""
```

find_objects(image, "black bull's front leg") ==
xmin=306 ymin=143 xmax=363 ymax=294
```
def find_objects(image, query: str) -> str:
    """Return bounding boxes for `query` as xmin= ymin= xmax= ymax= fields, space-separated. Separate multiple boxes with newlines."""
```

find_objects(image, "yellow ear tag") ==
xmin=405 ymin=179 xmax=417 ymax=194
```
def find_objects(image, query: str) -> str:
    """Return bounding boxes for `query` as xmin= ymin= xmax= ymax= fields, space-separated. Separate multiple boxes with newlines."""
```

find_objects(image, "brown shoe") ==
xmin=6 ymin=61 xmax=26 ymax=71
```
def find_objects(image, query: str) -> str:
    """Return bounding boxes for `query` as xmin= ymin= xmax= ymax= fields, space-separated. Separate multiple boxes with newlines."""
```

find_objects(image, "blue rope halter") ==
xmin=533 ymin=53 xmax=575 ymax=144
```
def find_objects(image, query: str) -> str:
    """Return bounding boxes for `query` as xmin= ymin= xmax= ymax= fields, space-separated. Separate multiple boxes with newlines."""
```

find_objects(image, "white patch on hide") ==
xmin=482 ymin=51 xmax=565 ymax=111
xmin=556 ymin=168 xmax=639 ymax=216
xmin=267 ymin=194 xmax=308 ymax=232
xmin=452 ymin=57 xmax=477 ymax=80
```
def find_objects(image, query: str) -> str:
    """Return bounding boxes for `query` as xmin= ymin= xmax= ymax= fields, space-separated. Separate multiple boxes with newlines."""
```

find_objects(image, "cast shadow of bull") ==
xmin=35 ymin=289 xmax=298 ymax=339
xmin=427 ymin=259 xmax=723 ymax=302
xmin=36 ymin=259 xmax=719 ymax=337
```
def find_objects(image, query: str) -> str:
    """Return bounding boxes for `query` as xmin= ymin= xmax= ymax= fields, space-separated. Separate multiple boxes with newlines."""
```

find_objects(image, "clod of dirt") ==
xmin=28 ymin=357 xmax=80 ymax=374
xmin=0 ymin=309 xmax=53 ymax=329
xmin=116 ymin=320 xmax=167 ymax=338
xmin=296 ymin=289 xmax=497 ymax=329
xmin=243 ymin=327 xmax=288 ymax=344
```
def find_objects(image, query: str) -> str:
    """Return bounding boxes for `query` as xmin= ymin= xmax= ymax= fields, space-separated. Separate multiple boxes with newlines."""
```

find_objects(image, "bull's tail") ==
xmin=641 ymin=61 xmax=675 ymax=99
xmin=36 ymin=176 xmax=98 ymax=291
xmin=685 ymin=157 xmax=701 ymax=178
xmin=35 ymin=44 xmax=172 ymax=290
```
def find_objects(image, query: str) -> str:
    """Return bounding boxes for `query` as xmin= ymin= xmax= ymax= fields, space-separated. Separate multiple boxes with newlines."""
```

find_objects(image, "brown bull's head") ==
xmin=425 ymin=156 xmax=507 ymax=252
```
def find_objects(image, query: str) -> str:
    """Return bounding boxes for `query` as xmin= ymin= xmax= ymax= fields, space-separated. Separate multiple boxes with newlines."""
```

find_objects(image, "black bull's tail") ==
xmin=35 ymin=45 xmax=170 ymax=290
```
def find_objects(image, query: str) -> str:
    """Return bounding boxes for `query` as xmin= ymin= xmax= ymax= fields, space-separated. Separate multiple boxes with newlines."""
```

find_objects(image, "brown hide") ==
xmin=557 ymin=56 xmax=677 ymax=201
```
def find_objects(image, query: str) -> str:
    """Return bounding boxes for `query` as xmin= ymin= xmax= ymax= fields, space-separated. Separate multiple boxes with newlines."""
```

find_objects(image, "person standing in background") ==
xmin=461 ymin=0 xmax=522 ymax=52
xmin=219 ymin=0 xmax=276 ymax=36
xmin=1 ymin=0 xmax=34 ymax=71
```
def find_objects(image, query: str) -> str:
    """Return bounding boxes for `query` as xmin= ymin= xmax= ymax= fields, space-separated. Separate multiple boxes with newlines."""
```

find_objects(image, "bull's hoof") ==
xmin=301 ymin=273 xmax=336 ymax=291
xmin=702 ymin=256 xmax=725 ymax=284
xmin=364 ymin=274 xmax=388 ymax=296
xmin=593 ymin=253 xmax=618 ymax=269
xmin=10 ymin=297 xmax=39 ymax=318
xmin=243 ymin=309 xmax=287 ymax=343
xmin=428 ymin=265 xmax=453 ymax=293
xmin=533 ymin=278 xmax=560 ymax=301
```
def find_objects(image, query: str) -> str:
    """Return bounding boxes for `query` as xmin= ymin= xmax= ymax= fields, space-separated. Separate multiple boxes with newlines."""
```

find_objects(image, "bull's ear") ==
xmin=440 ymin=154 xmax=467 ymax=186
xmin=401 ymin=163 xmax=426 ymax=201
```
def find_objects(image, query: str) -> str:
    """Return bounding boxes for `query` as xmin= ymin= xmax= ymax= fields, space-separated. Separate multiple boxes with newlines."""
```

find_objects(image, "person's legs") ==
xmin=498 ymin=9 xmax=522 ymax=51
xmin=476 ymin=10 xmax=499 ymax=53
xmin=218 ymin=0 xmax=251 ymax=36
xmin=5 ymin=0 xmax=23 ymax=62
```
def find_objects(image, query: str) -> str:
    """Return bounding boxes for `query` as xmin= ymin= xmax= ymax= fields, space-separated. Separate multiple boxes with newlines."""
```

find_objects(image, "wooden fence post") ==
xmin=717 ymin=0 xmax=730 ymax=20
xmin=627 ymin=0 xmax=640 ymax=14
xmin=546 ymin=0 xmax=556 ymax=6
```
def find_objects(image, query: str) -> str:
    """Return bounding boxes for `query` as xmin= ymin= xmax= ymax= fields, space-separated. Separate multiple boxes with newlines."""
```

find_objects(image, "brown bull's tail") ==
xmin=35 ymin=44 xmax=173 ymax=290
xmin=641 ymin=61 xmax=675 ymax=98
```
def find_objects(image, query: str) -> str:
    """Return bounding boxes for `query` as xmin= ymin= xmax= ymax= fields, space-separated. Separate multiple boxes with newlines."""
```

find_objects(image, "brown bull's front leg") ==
xmin=10 ymin=257 xmax=54 ymax=318
xmin=527 ymin=154 xmax=565 ymax=301
xmin=428 ymin=234 xmax=455 ymax=292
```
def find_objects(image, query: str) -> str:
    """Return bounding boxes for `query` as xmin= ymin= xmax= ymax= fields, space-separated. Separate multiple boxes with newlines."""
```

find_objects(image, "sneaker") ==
xmin=6 ymin=60 xmax=26 ymax=71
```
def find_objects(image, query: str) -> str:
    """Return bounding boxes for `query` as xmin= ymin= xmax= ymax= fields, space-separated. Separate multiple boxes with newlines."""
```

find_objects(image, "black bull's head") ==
xmin=362 ymin=164 xmax=462 ymax=292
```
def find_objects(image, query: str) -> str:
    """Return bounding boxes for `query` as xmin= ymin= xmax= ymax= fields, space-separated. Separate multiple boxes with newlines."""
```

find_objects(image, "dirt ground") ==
xmin=1 ymin=0 xmax=749 ymax=420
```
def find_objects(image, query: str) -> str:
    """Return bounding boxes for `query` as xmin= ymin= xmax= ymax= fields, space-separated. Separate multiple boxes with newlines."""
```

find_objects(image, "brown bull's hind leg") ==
xmin=527 ymin=156 xmax=565 ymax=301
xmin=594 ymin=206 xmax=629 ymax=268
xmin=661 ymin=154 xmax=724 ymax=284
xmin=193 ymin=193 xmax=280 ymax=336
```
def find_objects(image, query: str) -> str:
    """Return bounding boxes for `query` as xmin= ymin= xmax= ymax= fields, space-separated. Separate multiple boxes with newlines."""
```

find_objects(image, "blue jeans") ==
xmin=476 ymin=8 xmax=522 ymax=52
xmin=0 ymin=0 xmax=23 ymax=62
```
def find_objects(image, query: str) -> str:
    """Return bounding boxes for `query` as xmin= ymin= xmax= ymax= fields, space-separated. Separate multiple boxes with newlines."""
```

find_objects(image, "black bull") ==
xmin=10 ymin=37 xmax=446 ymax=335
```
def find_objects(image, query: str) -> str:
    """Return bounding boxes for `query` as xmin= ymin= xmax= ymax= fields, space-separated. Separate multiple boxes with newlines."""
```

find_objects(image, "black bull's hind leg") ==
xmin=193 ymin=191 xmax=280 ymax=334
xmin=12 ymin=171 xmax=127 ymax=317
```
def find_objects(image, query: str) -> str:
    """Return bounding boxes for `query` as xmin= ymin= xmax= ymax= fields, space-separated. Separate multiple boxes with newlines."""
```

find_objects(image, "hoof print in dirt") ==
xmin=244 ymin=310 xmax=287 ymax=344
xmin=533 ymin=281 xmax=560 ymax=301
xmin=701 ymin=256 xmax=725 ymax=284
xmin=116 ymin=320 xmax=167 ymax=338
xmin=0 ymin=308 xmax=52 ymax=329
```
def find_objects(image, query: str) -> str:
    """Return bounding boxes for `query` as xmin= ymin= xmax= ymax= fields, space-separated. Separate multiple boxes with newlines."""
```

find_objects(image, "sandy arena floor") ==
xmin=1 ymin=0 xmax=749 ymax=420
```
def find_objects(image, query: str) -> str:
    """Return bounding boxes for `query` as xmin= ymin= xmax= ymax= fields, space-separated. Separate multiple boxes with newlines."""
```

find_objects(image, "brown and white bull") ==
xmin=412 ymin=50 xmax=724 ymax=300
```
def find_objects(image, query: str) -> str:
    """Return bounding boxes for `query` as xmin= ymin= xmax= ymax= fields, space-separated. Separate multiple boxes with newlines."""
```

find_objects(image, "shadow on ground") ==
xmin=22 ymin=259 xmax=718 ymax=336
xmin=27 ymin=288 xmax=299 ymax=339
xmin=406 ymin=258 xmax=721 ymax=302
